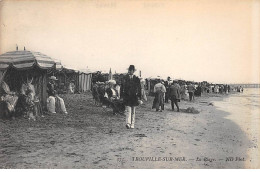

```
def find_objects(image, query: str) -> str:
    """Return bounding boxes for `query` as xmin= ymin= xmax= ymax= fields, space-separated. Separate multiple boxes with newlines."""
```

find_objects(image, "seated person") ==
xmin=47 ymin=76 xmax=68 ymax=114
xmin=0 ymin=81 xmax=19 ymax=117
xmin=19 ymin=88 xmax=35 ymax=120
xmin=68 ymin=80 xmax=75 ymax=94
xmin=104 ymin=80 xmax=125 ymax=115
xmin=19 ymin=80 xmax=40 ymax=120
xmin=98 ymin=83 xmax=107 ymax=107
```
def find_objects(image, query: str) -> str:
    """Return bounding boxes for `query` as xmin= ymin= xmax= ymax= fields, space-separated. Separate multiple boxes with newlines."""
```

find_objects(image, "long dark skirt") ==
xmin=152 ymin=91 xmax=164 ymax=111
xmin=105 ymin=98 xmax=125 ymax=114
xmin=111 ymin=99 xmax=125 ymax=114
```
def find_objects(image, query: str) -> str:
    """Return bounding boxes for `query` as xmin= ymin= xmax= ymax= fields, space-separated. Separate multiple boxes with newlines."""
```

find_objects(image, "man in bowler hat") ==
xmin=121 ymin=65 xmax=141 ymax=129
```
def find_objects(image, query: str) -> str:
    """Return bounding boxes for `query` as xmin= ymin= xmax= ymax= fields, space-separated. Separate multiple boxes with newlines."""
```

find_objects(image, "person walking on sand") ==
xmin=121 ymin=65 xmax=141 ymax=129
xmin=152 ymin=80 xmax=166 ymax=112
xmin=187 ymin=82 xmax=195 ymax=101
xmin=140 ymin=78 xmax=147 ymax=102
xmin=164 ymin=80 xmax=170 ymax=103
xmin=180 ymin=83 xmax=186 ymax=100
xmin=169 ymin=81 xmax=180 ymax=112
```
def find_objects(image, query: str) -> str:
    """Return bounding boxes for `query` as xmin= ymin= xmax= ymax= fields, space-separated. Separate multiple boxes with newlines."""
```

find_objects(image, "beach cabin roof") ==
xmin=78 ymin=68 xmax=93 ymax=74
xmin=53 ymin=58 xmax=63 ymax=71
xmin=62 ymin=67 xmax=77 ymax=73
xmin=0 ymin=50 xmax=56 ymax=70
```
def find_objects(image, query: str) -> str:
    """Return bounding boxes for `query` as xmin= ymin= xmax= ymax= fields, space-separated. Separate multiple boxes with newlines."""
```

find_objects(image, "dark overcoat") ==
xmin=121 ymin=74 xmax=141 ymax=107
xmin=152 ymin=90 xmax=164 ymax=110
xmin=169 ymin=84 xmax=181 ymax=100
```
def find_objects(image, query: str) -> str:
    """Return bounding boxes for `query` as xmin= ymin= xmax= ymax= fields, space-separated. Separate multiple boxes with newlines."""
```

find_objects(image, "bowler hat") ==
xmin=128 ymin=65 xmax=136 ymax=71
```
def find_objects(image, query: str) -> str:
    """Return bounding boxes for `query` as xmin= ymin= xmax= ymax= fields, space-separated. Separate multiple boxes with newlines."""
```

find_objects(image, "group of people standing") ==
xmin=151 ymin=81 xmax=232 ymax=114
xmin=152 ymin=81 xmax=199 ymax=113
xmin=152 ymin=80 xmax=181 ymax=112
xmin=212 ymin=84 xmax=231 ymax=94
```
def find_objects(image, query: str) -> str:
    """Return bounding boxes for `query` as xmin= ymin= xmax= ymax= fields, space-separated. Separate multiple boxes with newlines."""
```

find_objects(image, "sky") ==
xmin=0 ymin=0 xmax=259 ymax=84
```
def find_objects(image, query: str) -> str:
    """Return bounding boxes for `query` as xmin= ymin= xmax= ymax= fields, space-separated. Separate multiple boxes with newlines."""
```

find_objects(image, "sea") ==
xmin=213 ymin=88 xmax=260 ymax=168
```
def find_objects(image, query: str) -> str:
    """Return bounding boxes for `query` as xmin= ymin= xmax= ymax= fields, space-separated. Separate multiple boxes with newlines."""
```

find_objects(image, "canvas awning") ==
xmin=0 ymin=50 xmax=56 ymax=70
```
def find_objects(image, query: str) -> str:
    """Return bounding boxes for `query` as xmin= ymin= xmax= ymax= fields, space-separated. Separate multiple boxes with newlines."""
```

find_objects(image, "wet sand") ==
xmin=0 ymin=91 xmax=259 ymax=168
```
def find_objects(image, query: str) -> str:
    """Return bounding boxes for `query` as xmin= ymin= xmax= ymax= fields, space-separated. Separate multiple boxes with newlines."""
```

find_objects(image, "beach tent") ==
xmin=0 ymin=50 xmax=57 ymax=108
xmin=78 ymin=71 xmax=92 ymax=92
xmin=53 ymin=67 xmax=93 ymax=93
xmin=77 ymin=68 xmax=93 ymax=92
xmin=52 ymin=67 xmax=79 ymax=94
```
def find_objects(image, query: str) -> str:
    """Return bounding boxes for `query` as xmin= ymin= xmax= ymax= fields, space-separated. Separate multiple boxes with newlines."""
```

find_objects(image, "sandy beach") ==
xmin=0 ymin=89 xmax=259 ymax=169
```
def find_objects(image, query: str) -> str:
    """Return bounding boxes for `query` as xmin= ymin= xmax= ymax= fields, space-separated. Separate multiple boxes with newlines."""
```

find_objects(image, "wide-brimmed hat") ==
xmin=108 ymin=80 xmax=116 ymax=85
xmin=49 ymin=76 xmax=58 ymax=80
xmin=127 ymin=65 xmax=136 ymax=71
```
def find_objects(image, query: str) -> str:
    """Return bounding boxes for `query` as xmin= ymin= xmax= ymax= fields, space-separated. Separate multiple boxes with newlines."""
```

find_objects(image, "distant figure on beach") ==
xmin=187 ymin=83 xmax=195 ymax=101
xmin=169 ymin=81 xmax=180 ymax=112
xmin=121 ymin=65 xmax=141 ymax=129
xmin=238 ymin=86 xmax=244 ymax=93
xmin=195 ymin=83 xmax=202 ymax=97
xmin=214 ymin=85 xmax=219 ymax=94
xmin=47 ymin=76 xmax=68 ymax=114
xmin=164 ymin=80 xmax=170 ymax=103
xmin=152 ymin=80 xmax=166 ymax=112
xmin=228 ymin=85 xmax=230 ymax=93
xmin=180 ymin=83 xmax=186 ymax=100
xmin=68 ymin=80 xmax=75 ymax=94
xmin=140 ymin=78 xmax=147 ymax=101
xmin=219 ymin=85 xmax=224 ymax=94
xmin=224 ymin=85 xmax=228 ymax=94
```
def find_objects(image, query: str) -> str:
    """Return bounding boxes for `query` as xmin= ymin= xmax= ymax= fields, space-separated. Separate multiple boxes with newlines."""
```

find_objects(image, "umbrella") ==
xmin=0 ymin=50 xmax=57 ymax=70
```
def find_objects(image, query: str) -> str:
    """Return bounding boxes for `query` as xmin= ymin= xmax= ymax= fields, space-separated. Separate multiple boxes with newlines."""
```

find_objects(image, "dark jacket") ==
xmin=169 ymin=84 xmax=180 ymax=99
xmin=121 ymin=74 xmax=141 ymax=106
xmin=47 ymin=82 xmax=56 ymax=97
xmin=152 ymin=90 xmax=164 ymax=110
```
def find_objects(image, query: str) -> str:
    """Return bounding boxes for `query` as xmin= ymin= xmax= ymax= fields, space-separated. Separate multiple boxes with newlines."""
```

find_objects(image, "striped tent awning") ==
xmin=0 ymin=50 xmax=57 ymax=70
